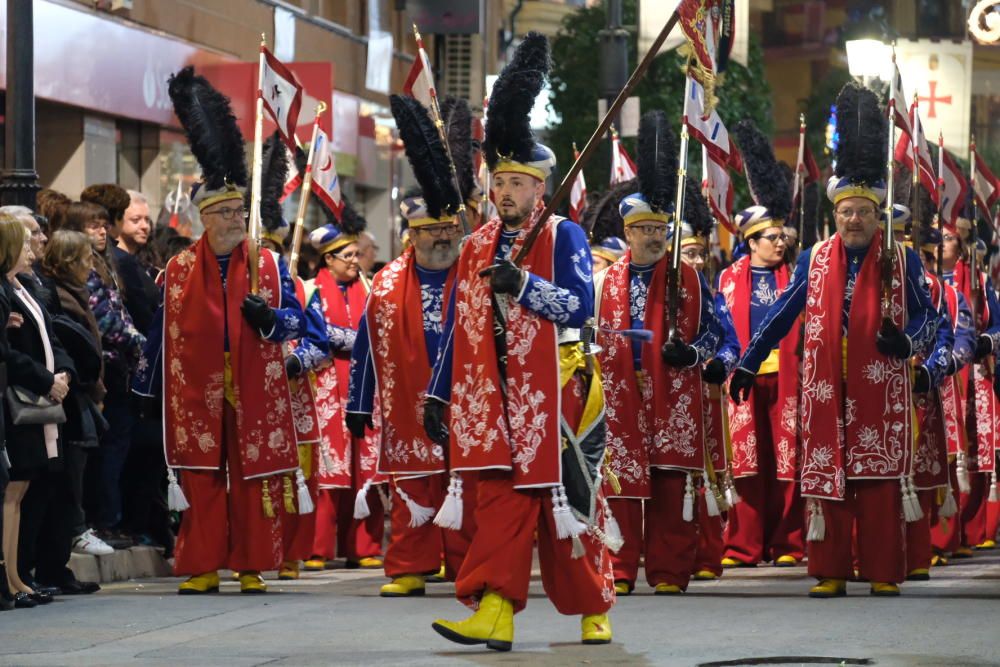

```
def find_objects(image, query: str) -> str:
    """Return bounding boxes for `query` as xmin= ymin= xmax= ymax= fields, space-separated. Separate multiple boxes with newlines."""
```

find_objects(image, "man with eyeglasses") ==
xmin=594 ymin=112 xmax=721 ymax=598
xmin=729 ymin=82 xmax=938 ymax=598
xmin=296 ymin=208 xmax=386 ymax=573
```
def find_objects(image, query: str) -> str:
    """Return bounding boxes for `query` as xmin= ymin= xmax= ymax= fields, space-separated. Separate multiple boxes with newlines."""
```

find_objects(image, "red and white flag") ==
xmin=939 ymin=143 xmax=968 ymax=226
xmin=973 ymin=147 xmax=999 ymax=214
xmin=791 ymin=132 xmax=821 ymax=209
xmin=569 ymin=143 xmax=587 ymax=221
xmin=893 ymin=99 xmax=938 ymax=205
xmin=259 ymin=45 xmax=303 ymax=151
xmin=311 ymin=129 xmax=343 ymax=219
xmin=685 ymin=76 xmax=742 ymax=171
xmin=403 ymin=32 xmax=436 ymax=109
xmin=701 ymin=145 xmax=737 ymax=234
xmin=280 ymin=141 xmax=302 ymax=202
xmin=610 ymin=128 xmax=637 ymax=185
xmin=890 ymin=61 xmax=913 ymax=140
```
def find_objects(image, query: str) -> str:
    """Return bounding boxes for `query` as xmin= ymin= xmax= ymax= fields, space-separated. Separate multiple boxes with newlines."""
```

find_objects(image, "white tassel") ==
xmin=903 ymin=478 xmax=923 ymax=523
xmin=806 ymin=498 xmax=825 ymax=542
xmin=725 ymin=473 xmax=742 ymax=506
xmin=167 ymin=468 xmax=190 ymax=512
xmin=939 ymin=487 xmax=958 ymax=519
xmin=395 ymin=484 xmax=435 ymax=528
xmin=551 ymin=486 xmax=587 ymax=540
xmin=353 ymin=478 xmax=374 ymax=519
xmin=433 ymin=473 xmax=463 ymax=530
xmin=990 ymin=472 xmax=999 ymax=503
xmin=601 ymin=498 xmax=624 ymax=553
xmin=705 ymin=481 xmax=721 ymax=517
xmin=902 ymin=479 xmax=916 ymax=522
xmin=682 ymin=473 xmax=695 ymax=522
xmin=571 ymin=535 xmax=586 ymax=559
xmin=295 ymin=468 xmax=314 ymax=515
xmin=957 ymin=452 xmax=972 ymax=494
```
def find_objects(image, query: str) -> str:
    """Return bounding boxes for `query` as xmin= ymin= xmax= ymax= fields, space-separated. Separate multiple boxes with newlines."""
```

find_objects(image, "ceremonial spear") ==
xmin=288 ymin=102 xmax=327 ymax=278
xmin=247 ymin=34 xmax=268 ymax=295
xmin=936 ymin=132 xmax=945 ymax=276
xmin=909 ymin=92 xmax=922 ymax=252
xmin=880 ymin=50 xmax=899 ymax=336
xmin=794 ymin=114 xmax=806 ymax=249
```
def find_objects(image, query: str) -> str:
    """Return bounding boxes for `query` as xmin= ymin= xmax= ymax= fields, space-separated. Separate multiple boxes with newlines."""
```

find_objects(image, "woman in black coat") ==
xmin=1 ymin=216 xmax=74 ymax=608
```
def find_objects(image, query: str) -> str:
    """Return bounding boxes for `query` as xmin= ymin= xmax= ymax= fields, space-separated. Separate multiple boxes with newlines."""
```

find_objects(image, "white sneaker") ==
xmin=72 ymin=529 xmax=114 ymax=556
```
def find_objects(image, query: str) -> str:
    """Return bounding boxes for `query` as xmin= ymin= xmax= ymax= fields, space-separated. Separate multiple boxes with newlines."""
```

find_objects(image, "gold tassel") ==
xmin=262 ymin=479 xmax=275 ymax=518
xmin=283 ymin=475 xmax=296 ymax=514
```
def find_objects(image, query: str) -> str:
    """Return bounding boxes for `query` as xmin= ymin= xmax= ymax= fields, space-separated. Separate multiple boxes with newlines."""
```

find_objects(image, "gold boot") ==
xmin=613 ymin=581 xmax=631 ymax=595
xmin=303 ymin=557 xmax=326 ymax=571
xmin=239 ymin=571 xmax=267 ymax=594
xmin=278 ymin=561 xmax=300 ymax=580
xmin=178 ymin=571 xmax=220 ymax=595
xmin=808 ymin=578 xmax=847 ymax=598
xmin=581 ymin=613 xmax=612 ymax=644
xmin=432 ymin=589 xmax=514 ymax=651
xmin=654 ymin=583 xmax=682 ymax=595
xmin=380 ymin=575 xmax=426 ymax=597
xmin=870 ymin=582 xmax=900 ymax=596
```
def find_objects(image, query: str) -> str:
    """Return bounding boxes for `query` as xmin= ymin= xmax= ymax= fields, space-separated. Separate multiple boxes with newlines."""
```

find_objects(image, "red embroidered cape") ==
xmin=597 ymin=250 xmax=704 ymax=499
xmin=448 ymin=205 xmax=562 ymax=488
xmin=163 ymin=240 xmax=298 ymax=479
xmin=798 ymin=233 xmax=911 ymax=501
xmin=366 ymin=247 xmax=455 ymax=475
xmin=719 ymin=256 xmax=800 ymax=480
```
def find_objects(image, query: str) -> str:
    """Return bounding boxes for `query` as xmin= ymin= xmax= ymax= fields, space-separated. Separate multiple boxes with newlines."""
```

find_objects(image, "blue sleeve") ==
xmin=713 ymin=291 xmax=741 ymax=375
xmin=427 ymin=281 xmax=457 ymax=403
xmin=292 ymin=288 xmax=333 ymax=372
xmin=132 ymin=300 xmax=163 ymax=398
xmin=346 ymin=311 xmax=376 ymax=414
xmin=922 ymin=307 xmax=955 ymax=389
xmin=983 ymin=277 xmax=1000 ymax=347
xmin=264 ymin=255 xmax=307 ymax=342
xmin=738 ymin=248 xmax=810 ymax=373
xmin=902 ymin=247 xmax=938 ymax=356
xmin=952 ymin=291 xmax=976 ymax=371
xmin=515 ymin=219 xmax=594 ymax=328
xmin=690 ymin=271 xmax=721 ymax=364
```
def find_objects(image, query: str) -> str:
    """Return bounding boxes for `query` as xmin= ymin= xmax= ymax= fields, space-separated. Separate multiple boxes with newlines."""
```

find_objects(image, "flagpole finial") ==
xmin=316 ymin=101 xmax=328 ymax=116
xmin=412 ymin=23 xmax=421 ymax=40
xmin=799 ymin=112 xmax=805 ymax=126
xmin=260 ymin=32 xmax=266 ymax=46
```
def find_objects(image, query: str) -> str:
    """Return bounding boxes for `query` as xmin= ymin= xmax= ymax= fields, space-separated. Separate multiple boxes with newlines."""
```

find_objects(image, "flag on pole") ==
xmin=403 ymin=30 xmax=436 ymax=109
xmin=701 ymin=145 xmax=737 ymax=234
xmin=281 ymin=141 xmax=303 ymax=202
xmin=890 ymin=61 xmax=913 ymax=140
xmin=939 ymin=146 xmax=968 ymax=226
xmin=569 ymin=143 xmax=588 ymax=221
xmin=610 ymin=127 xmax=637 ymax=185
xmin=685 ymin=76 xmax=742 ymax=171
xmin=973 ymin=149 xmax=999 ymax=214
xmin=259 ymin=45 xmax=304 ymax=151
xmin=893 ymin=100 xmax=938 ymax=205
xmin=311 ymin=128 xmax=343 ymax=219
xmin=791 ymin=137 xmax=820 ymax=207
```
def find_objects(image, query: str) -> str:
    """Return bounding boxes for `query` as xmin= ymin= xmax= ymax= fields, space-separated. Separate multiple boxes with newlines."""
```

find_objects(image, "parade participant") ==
xmin=592 ymin=237 xmax=627 ymax=272
xmin=425 ymin=33 xmax=615 ymax=650
xmin=719 ymin=120 xmax=803 ymax=569
xmin=939 ymin=220 xmax=1000 ymax=553
xmin=151 ymin=66 xmax=310 ymax=594
xmin=595 ymin=110 xmax=721 ymax=596
xmin=729 ymin=82 xmax=938 ymax=597
xmin=440 ymin=95 xmax=485 ymax=231
xmin=296 ymin=201 xmax=385 ymax=571
xmin=345 ymin=94 xmax=473 ymax=598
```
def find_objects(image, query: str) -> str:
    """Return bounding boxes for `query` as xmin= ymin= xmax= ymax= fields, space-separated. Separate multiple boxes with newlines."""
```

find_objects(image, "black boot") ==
xmin=0 ymin=563 xmax=14 ymax=611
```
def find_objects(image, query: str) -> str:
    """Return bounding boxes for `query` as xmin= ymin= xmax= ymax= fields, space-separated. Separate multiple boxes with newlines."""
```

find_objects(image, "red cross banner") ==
xmin=259 ymin=45 xmax=304 ymax=152
xmin=896 ymin=39 xmax=973 ymax=160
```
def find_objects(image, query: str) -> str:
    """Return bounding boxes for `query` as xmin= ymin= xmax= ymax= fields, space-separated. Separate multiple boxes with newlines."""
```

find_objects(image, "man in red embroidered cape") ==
xmin=424 ymin=32 xmax=615 ymax=652
xmin=729 ymin=82 xmax=938 ymax=598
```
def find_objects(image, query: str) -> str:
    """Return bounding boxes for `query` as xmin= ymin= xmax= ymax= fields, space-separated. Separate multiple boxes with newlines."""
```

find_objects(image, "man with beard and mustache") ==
xmin=425 ymin=33 xmax=616 ymax=651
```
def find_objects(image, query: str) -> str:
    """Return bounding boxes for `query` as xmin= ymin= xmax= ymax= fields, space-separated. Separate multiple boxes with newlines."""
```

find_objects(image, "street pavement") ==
xmin=2 ymin=551 xmax=999 ymax=667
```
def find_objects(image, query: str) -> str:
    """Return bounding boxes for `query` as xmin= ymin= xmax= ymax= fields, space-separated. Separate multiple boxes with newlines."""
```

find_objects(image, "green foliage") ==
xmin=547 ymin=0 xmax=773 ymax=213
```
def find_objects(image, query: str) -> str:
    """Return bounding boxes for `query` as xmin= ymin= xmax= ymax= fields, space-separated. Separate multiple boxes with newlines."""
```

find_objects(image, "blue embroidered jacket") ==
xmin=941 ymin=270 xmax=1000 ymax=352
xmin=713 ymin=291 xmax=742 ymax=375
xmin=290 ymin=283 xmax=355 ymax=373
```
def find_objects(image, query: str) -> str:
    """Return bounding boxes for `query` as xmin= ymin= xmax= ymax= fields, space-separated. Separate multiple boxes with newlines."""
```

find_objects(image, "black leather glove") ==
xmin=975 ymin=335 xmax=994 ymax=361
xmin=702 ymin=358 xmax=728 ymax=385
xmin=875 ymin=324 xmax=911 ymax=360
xmin=488 ymin=260 xmax=526 ymax=296
xmin=912 ymin=365 xmax=931 ymax=394
xmin=423 ymin=397 xmax=449 ymax=445
xmin=345 ymin=412 xmax=374 ymax=439
xmin=729 ymin=368 xmax=756 ymax=404
xmin=285 ymin=355 xmax=302 ymax=379
xmin=661 ymin=340 xmax=699 ymax=368
xmin=242 ymin=294 xmax=277 ymax=332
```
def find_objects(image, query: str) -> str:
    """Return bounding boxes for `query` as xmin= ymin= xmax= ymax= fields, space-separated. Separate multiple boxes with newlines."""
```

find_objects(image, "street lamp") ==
xmin=845 ymin=38 xmax=892 ymax=84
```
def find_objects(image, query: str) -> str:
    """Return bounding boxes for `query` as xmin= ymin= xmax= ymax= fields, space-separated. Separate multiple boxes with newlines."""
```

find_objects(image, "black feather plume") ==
xmin=391 ymin=94 xmax=460 ymax=219
xmin=168 ymin=66 xmax=248 ymax=190
xmin=637 ymin=111 xmax=678 ymax=215
xmin=684 ymin=179 xmax=713 ymax=236
xmin=734 ymin=120 xmax=791 ymax=220
xmin=833 ymin=81 xmax=887 ymax=187
xmin=802 ymin=181 xmax=820 ymax=247
xmin=483 ymin=32 xmax=550 ymax=170
xmin=892 ymin=164 xmax=913 ymax=206
xmin=330 ymin=194 xmax=366 ymax=236
xmin=440 ymin=96 xmax=477 ymax=202
xmin=582 ymin=179 xmax=636 ymax=241
xmin=259 ymin=132 xmax=288 ymax=233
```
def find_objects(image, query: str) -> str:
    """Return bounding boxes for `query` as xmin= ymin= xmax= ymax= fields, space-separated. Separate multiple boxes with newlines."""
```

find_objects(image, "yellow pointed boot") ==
xmin=239 ymin=571 xmax=267 ymax=594
xmin=178 ymin=571 xmax=220 ymax=595
xmin=278 ymin=561 xmax=300 ymax=580
xmin=808 ymin=578 xmax=847 ymax=598
xmin=432 ymin=589 xmax=514 ymax=651
xmin=613 ymin=581 xmax=632 ymax=595
xmin=870 ymin=582 xmax=900 ymax=597
xmin=692 ymin=570 xmax=719 ymax=581
xmin=654 ymin=583 xmax=682 ymax=595
xmin=774 ymin=555 xmax=798 ymax=567
xmin=380 ymin=575 xmax=426 ymax=597
xmin=303 ymin=557 xmax=326 ymax=571
xmin=581 ymin=613 xmax=612 ymax=644
xmin=426 ymin=562 xmax=447 ymax=583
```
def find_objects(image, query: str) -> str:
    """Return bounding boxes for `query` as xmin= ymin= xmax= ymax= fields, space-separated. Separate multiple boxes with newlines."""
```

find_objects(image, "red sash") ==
xmin=703 ymin=383 xmax=728 ymax=478
xmin=597 ymin=250 xmax=704 ymax=499
xmin=163 ymin=240 xmax=298 ymax=479
xmin=287 ymin=278 xmax=321 ymax=446
xmin=367 ymin=247 xmax=455 ymax=475
xmin=719 ymin=256 xmax=800 ymax=480
xmin=449 ymin=204 xmax=561 ymax=487
xmin=799 ymin=233 xmax=911 ymax=501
